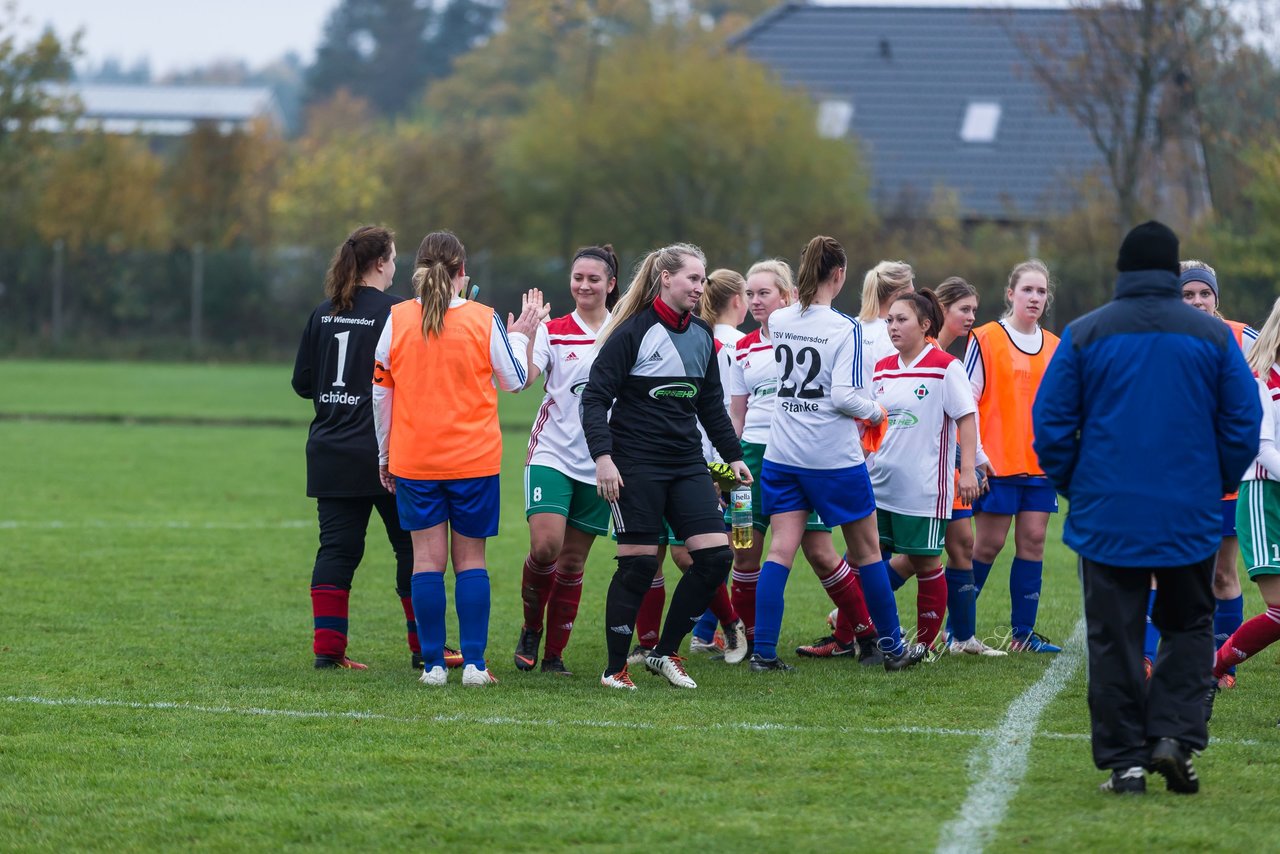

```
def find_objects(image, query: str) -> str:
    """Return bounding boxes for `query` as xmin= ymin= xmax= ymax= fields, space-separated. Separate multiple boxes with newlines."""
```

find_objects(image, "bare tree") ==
xmin=1009 ymin=0 xmax=1242 ymax=229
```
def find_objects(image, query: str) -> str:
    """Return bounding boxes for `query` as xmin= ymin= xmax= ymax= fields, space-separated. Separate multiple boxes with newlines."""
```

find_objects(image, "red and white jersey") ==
xmin=728 ymin=326 xmax=779 ymax=445
xmin=869 ymin=343 xmax=976 ymax=517
xmin=526 ymin=311 xmax=609 ymax=483
xmin=1245 ymin=364 xmax=1280 ymax=483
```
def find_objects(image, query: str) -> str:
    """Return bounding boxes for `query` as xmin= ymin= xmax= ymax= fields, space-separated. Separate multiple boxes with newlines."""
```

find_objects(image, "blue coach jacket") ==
xmin=1032 ymin=269 xmax=1261 ymax=567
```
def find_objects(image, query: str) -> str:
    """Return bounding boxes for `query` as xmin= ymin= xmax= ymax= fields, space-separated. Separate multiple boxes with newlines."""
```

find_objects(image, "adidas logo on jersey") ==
xmin=565 ymin=352 xmax=579 ymax=361
xmin=644 ymin=351 xmax=664 ymax=363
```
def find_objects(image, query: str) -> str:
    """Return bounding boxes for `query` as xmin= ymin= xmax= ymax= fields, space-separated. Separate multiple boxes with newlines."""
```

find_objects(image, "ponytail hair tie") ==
xmin=346 ymin=238 xmax=356 ymax=248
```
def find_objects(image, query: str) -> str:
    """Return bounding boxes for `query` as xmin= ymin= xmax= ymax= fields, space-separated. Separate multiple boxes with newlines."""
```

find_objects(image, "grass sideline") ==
xmin=0 ymin=359 xmax=1277 ymax=850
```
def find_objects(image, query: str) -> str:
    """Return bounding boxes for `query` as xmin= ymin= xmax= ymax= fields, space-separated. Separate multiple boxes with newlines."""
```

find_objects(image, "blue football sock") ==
xmin=888 ymin=567 xmax=908 ymax=592
xmin=411 ymin=571 xmax=447 ymax=670
xmin=692 ymin=607 xmax=718 ymax=643
xmin=752 ymin=561 xmax=791 ymax=660
xmin=454 ymin=568 xmax=491 ymax=669
xmin=1009 ymin=557 xmax=1043 ymax=637
xmin=859 ymin=561 xmax=904 ymax=655
xmin=1215 ymin=594 xmax=1244 ymax=675
xmin=1143 ymin=588 xmax=1160 ymax=662
xmin=972 ymin=558 xmax=994 ymax=597
xmin=946 ymin=567 xmax=977 ymax=642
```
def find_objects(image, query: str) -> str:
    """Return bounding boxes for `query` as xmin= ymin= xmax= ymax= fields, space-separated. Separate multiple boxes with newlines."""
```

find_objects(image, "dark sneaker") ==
xmin=882 ymin=643 xmax=928 ymax=672
xmin=1010 ymin=631 xmax=1062 ymax=653
xmin=514 ymin=626 xmax=543 ymax=671
xmin=1099 ymin=767 xmax=1146 ymax=794
xmin=315 ymin=655 xmax=368 ymax=670
xmin=748 ymin=653 xmax=795 ymax=673
xmin=857 ymin=637 xmax=885 ymax=667
xmin=626 ymin=645 xmax=653 ymax=667
xmin=796 ymin=635 xmax=856 ymax=658
xmin=540 ymin=656 xmax=573 ymax=676
xmin=1149 ymin=738 xmax=1200 ymax=794
xmin=415 ymin=648 xmax=464 ymax=670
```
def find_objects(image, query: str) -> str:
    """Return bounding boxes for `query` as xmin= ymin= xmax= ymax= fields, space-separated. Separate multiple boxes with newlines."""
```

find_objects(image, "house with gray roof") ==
xmin=730 ymin=1 xmax=1106 ymax=222
xmin=45 ymin=83 xmax=284 ymax=136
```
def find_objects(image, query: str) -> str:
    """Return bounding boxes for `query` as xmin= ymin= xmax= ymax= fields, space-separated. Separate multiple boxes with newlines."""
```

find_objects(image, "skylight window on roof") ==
xmin=816 ymin=99 xmax=853 ymax=139
xmin=960 ymin=101 xmax=1001 ymax=144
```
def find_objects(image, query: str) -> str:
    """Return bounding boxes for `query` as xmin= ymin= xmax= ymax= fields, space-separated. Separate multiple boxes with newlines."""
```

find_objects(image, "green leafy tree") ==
xmin=0 ymin=7 xmax=80 ymax=245
xmin=270 ymin=92 xmax=391 ymax=247
xmin=305 ymin=0 xmax=501 ymax=116
xmin=498 ymin=28 xmax=872 ymax=273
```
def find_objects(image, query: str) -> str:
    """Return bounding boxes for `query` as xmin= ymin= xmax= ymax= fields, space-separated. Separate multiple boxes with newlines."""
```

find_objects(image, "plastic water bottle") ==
xmin=730 ymin=486 xmax=753 ymax=549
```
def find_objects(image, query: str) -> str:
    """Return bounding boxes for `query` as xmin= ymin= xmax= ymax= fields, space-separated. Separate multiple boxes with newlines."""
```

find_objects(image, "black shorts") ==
xmin=610 ymin=462 xmax=724 ymax=546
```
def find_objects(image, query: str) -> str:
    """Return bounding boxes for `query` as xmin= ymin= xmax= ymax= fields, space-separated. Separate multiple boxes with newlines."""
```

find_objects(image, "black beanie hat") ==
xmin=1116 ymin=220 xmax=1180 ymax=274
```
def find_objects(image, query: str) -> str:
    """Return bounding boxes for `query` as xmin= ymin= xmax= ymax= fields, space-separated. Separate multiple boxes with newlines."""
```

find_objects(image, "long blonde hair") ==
xmin=796 ymin=236 xmax=846 ymax=310
xmin=1248 ymin=296 xmax=1280 ymax=376
xmin=698 ymin=268 xmax=745 ymax=327
xmin=858 ymin=260 xmax=913 ymax=322
xmin=412 ymin=231 xmax=466 ymax=340
xmin=597 ymin=243 xmax=706 ymax=348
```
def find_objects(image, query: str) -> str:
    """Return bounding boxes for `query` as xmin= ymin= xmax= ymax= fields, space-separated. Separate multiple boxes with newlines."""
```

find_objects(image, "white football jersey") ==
xmin=729 ymin=326 xmax=779 ymax=445
xmin=1245 ymin=365 xmax=1280 ymax=483
xmin=699 ymin=338 xmax=735 ymax=462
xmin=858 ymin=316 xmax=895 ymax=391
xmin=869 ymin=344 xmax=976 ymax=517
xmin=763 ymin=303 xmax=870 ymax=470
xmin=526 ymin=311 xmax=609 ymax=483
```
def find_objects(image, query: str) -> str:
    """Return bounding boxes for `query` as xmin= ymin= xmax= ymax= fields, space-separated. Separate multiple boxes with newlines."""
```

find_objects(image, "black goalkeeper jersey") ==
xmin=581 ymin=302 xmax=742 ymax=470
xmin=292 ymin=287 xmax=402 ymax=497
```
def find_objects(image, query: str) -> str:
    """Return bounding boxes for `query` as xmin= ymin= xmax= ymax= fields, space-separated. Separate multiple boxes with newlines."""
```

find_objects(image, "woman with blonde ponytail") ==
xmin=294 ymin=225 xmax=463 ymax=671
xmin=581 ymin=242 xmax=751 ymax=690
xmin=753 ymin=236 xmax=925 ymax=674
xmin=372 ymin=230 xmax=549 ymax=688
xmin=857 ymin=260 xmax=915 ymax=385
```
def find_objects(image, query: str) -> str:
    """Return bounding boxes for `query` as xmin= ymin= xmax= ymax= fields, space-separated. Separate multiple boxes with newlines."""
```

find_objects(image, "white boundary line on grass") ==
xmin=0 ymin=520 xmax=312 ymax=530
xmin=935 ymin=617 xmax=1087 ymax=854
xmin=0 ymin=691 xmax=1261 ymax=748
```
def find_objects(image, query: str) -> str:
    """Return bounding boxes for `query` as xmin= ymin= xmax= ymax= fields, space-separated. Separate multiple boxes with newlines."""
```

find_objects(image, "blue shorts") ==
xmin=1222 ymin=497 xmax=1237 ymax=539
xmin=761 ymin=460 xmax=876 ymax=528
xmin=973 ymin=476 xmax=1059 ymax=516
xmin=395 ymin=475 xmax=500 ymax=538
xmin=951 ymin=507 xmax=974 ymax=521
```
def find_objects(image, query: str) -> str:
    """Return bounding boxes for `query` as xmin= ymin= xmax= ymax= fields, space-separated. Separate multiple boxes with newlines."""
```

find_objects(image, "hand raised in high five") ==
xmin=507 ymin=288 xmax=551 ymax=338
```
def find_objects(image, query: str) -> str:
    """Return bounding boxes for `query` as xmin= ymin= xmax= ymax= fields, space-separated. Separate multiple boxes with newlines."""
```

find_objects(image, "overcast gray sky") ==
xmin=22 ymin=0 xmax=337 ymax=75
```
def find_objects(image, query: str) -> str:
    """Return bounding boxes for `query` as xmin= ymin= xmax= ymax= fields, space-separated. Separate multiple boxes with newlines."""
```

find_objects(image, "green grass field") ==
xmin=1 ymin=359 xmax=1277 ymax=851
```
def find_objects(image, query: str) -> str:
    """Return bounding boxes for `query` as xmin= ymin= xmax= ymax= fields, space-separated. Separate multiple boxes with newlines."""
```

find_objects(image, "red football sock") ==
xmin=543 ymin=569 xmax=584 ymax=659
xmin=311 ymin=585 xmax=349 ymax=659
xmin=400 ymin=594 xmax=420 ymax=654
xmin=821 ymin=560 xmax=875 ymax=644
xmin=520 ymin=555 xmax=557 ymax=632
xmin=1214 ymin=606 xmax=1280 ymax=678
xmin=916 ymin=567 xmax=948 ymax=648
xmin=731 ymin=567 xmax=759 ymax=639
xmin=709 ymin=582 xmax=739 ymax=628
xmin=635 ymin=572 xmax=665 ymax=649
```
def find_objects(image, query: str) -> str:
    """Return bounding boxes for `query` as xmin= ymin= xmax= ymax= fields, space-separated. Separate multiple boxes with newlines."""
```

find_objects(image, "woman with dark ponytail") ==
xmin=513 ymin=245 xmax=620 ymax=676
xmin=292 ymin=225 xmax=459 ymax=671
xmin=871 ymin=289 xmax=981 ymax=652
xmin=753 ymin=236 xmax=925 ymax=673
